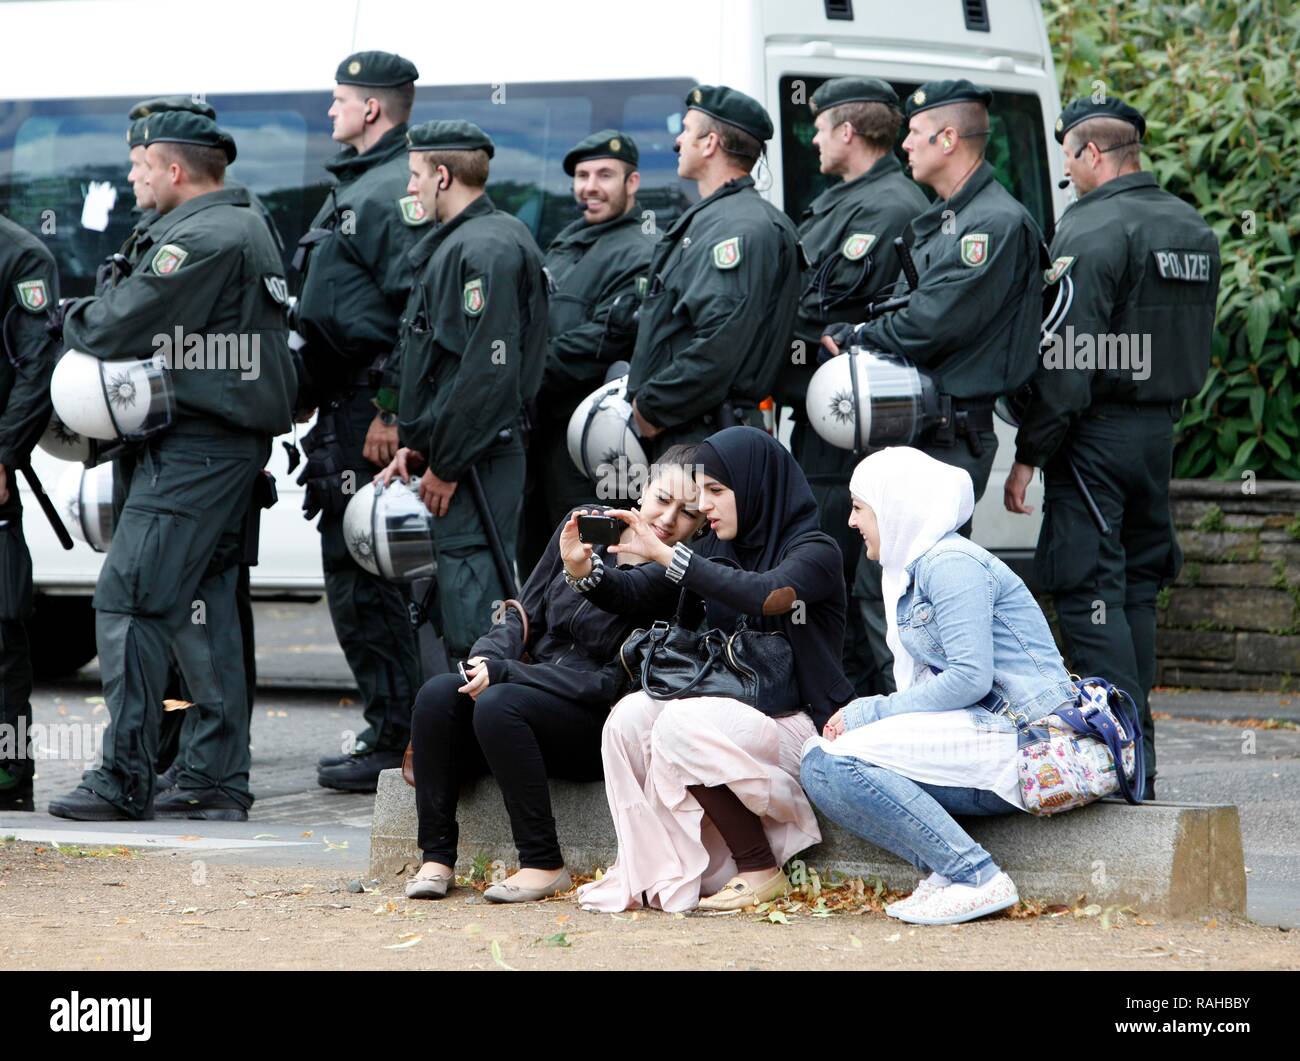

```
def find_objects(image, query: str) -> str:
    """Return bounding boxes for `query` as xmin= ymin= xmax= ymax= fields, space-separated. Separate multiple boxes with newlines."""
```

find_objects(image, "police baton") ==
xmin=1067 ymin=457 xmax=1111 ymax=536
xmin=465 ymin=461 xmax=519 ymax=597
xmin=18 ymin=463 xmax=74 ymax=550
xmin=893 ymin=236 xmax=921 ymax=292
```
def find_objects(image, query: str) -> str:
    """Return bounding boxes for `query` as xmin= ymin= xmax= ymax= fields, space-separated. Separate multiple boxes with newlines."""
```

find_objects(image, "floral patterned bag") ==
xmin=1011 ymin=677 xmax=1145 ymax=816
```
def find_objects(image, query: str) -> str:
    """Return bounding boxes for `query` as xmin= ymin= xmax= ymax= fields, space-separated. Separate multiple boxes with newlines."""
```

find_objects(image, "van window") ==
xmin=777 ymin=75 xmax=1054 ymax=236
xmin=0 ymin=79 xmax=695 ymax=295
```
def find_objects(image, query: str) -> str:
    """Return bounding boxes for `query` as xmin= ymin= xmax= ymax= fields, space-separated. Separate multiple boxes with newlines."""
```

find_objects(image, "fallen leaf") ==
xmin=177 ymin=836 xmax=202 ymax=842
xmin=252 ymin=834 xmax=277 ymax=840
xmin=849 ymin=934 xmax=863 ymax=949
xmin=885 ymin=932 xmax=901 ymax=943
xmin=490 ymin=939 xmax=516 ymax=970
xmin=462 ymin=924 xmax=482 ymax=936
xmin=539 ymin=932 xmax=571 ymax=947
xmin=301 ymin=831 xmax=313 ymax=839
xmin=766 ymin=910 xmax=789 ymax=925
xmin=322 ymin=838 xmax=349 ymax=851
xmin=1077 ymin=904 xmax=1102 ymax=918
xmin=180 ymin=907 xmax=197 ymax=915
xmin=554 ymin=914 xmax=571 ymax=926
xmin=385 ymin=936 xmax=422 ymax=950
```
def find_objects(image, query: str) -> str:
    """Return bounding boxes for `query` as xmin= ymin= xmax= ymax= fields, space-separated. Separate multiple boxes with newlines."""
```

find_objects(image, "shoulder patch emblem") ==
xmin=398 ymin=194 xmax=428 ymax=226
xmin=15 ymin=278 xmax=49 ymax=312
xmin=1043 ymin=255 xmax=1076 ymax=284
xmin=712 ymin=236 xmax=742 ymax=270
xmin=263 ymin=275 xmax=289 ymax=304
xmin=959 ymin=233 xmax=989 ymax=268
xmin=463 ymin=277 xmax=485 ymax=317
xmin=151 ymin=243 xmax=189 ymax=276
xmin=841 ymin=232 xmax=877 ymax=261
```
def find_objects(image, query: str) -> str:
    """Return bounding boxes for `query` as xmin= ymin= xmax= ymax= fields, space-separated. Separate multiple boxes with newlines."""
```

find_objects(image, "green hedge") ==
xmin=1046 ymin=0 xmax=1300 ymax=480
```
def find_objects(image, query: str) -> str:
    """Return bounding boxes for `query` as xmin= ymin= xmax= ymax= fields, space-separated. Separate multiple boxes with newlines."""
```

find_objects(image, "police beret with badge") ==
xmin=335 ymin=50 xmax=419 ymax=87
xmin=406 ymin=119 xmax=495 ymax=158
xmin=904 ymin=79 xmax=993 ymax=118
xmin=811 ymin=76 xmax=899 ymax=112
xmin=139 ymin=110 xmax=237 ymax=163
xmin=129 ymin=95 xmax=217 ymax=121
xmin=1054 ymin=96 xmax=1146 ymax=144
xmin=563 ymin=129 xmax=639 ymax=176
xmin=685 ymin=84 xmax=774 ymax=142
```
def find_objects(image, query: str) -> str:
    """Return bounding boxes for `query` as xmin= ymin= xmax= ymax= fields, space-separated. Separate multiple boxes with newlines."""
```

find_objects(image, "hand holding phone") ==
xmin=577 ymin=513 xmax=622 ymax=545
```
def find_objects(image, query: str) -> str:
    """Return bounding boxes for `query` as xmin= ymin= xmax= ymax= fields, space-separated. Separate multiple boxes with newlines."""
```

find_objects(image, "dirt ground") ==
xmin=1 ymin=840 xmax=1295 ymax=971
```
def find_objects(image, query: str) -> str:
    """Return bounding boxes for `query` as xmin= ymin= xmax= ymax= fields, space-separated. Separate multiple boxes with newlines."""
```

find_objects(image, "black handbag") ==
xmin=617 ymin=568 xmax=800 ymax=719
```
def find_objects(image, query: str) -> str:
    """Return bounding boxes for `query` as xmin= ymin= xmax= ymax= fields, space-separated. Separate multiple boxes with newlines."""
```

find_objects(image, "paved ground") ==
xmin=3 ymin=600 xmax=1298 ymax=932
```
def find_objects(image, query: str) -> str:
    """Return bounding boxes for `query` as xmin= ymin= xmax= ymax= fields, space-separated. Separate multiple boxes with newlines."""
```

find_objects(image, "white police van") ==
xmin=3 ymin=0 xmax=1062 ymax=675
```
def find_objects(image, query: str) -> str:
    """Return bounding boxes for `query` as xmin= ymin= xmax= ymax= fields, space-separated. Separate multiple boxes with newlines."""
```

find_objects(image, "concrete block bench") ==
xmin=370 ymin=769 xmax=1246 ymax=918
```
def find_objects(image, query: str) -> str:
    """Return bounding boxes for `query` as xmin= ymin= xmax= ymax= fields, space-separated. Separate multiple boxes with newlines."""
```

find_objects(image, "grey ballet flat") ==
xmin=483 ymin=868 xmax=573 ymax=904
xmin=405 ymin=872 xmax=453 ymax=900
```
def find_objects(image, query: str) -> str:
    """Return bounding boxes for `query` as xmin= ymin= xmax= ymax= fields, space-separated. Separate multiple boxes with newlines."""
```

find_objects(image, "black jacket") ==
xmin=469 ymin=508 xmax=667 ymax=706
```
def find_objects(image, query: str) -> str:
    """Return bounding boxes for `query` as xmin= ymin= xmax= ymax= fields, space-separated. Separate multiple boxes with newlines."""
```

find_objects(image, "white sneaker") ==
xmin=890 ymin=871 xmax=1019 ymax=926
xmin=884 ymin=873 xmax=948 ymax=917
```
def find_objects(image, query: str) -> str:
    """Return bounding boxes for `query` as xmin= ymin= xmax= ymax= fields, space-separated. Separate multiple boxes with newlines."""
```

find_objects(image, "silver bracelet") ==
xmin=565 ymin=551 xmax=604 ymax=592
xmin=665 ymin=542 xmax=693 ymax=583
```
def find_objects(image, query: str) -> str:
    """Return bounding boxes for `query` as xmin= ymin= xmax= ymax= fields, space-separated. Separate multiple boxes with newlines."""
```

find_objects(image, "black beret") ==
xmin=129 ymin=95 xmax=216 ymax=121
xmin=127 ymin=118 xmax=149 ymax=148
xmin=904 ymin=79 xmax=993 ymax=118
xmin=406 ymin=119 xmax=494 ymax=159
xmin=811 ymin=76 xmax=899 ymax=112
xmin=563 ymin=129 xmax=639 ymax=176
xmin=685 ymin=84 xmax=773 ymax=142
xmin=335 ymin=50 xmax=419 ymax=87
xmin=1055 ymin=96 xmax=1146 ymax=144
xmin=140 ymin=110 xmax=237 ymax=164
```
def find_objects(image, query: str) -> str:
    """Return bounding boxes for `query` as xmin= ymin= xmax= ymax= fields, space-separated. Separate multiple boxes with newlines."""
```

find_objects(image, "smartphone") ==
xmin=457 ymin=660 xmax=470 ymax=684
xmin=577 ymin=514 xmax=622 ymax=545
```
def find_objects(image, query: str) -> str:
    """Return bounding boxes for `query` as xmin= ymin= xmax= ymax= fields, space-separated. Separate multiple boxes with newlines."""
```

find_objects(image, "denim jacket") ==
xmin=843 ymin=535 xmax=1077 ymax=731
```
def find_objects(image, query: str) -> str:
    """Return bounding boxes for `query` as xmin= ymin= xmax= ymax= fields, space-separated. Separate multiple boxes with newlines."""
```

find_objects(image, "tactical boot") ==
xmin=154 ymin=786 xmax=249 ymax=822
xmin=49 ymin=787 xmax=150 ymax=821
xmin=316 ymin=749 xmax=404 ymax=793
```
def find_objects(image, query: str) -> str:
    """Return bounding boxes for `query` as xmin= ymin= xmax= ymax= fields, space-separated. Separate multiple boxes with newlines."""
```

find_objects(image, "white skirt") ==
xmin=802 ymin=709 xmax=1026 ymax=812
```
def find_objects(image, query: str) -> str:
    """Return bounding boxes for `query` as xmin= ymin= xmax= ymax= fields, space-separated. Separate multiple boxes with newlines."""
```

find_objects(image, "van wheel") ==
xmin=29 ymin=594 xmax=98 ymax=680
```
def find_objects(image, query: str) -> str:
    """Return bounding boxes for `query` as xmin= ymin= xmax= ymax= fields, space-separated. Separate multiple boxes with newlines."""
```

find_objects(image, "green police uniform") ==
xmin=51 ymin=114 xmax=295 ymax=819
xmin=627 ymin=87 xmax=800 ymax=455
xmin=1014 ymin=98 xmax=1221 ymax=793
xmin=850 ymin=79 xmax=1045 ymax=689
xmin=294 ymin=79 xmax=426 ymax=761
xmin=0 ymin=214 xmax=60 ymax=811
xmin=396 ymin=121 xmax=548 ymax=659
xmin=779 ymin=77 xmax=929 ymax=695
xmin=522 ymin=129 xmax=653 ymax=568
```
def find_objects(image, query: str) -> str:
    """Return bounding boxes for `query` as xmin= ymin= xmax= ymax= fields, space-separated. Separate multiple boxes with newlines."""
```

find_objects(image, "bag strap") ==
xmin=640 ymin=628 xmax=724 ymax=701
xmin=1058 ymin=677 xmax=1146 ymax=805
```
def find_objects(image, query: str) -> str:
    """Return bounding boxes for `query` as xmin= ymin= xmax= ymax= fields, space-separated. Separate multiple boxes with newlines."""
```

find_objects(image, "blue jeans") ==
xmin=800 ymin=746 xmax=1014 ymax=885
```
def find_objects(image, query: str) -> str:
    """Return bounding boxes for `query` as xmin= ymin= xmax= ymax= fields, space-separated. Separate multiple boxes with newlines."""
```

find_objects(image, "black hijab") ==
xmin=695 ymin=427 xmax=824 ymax=572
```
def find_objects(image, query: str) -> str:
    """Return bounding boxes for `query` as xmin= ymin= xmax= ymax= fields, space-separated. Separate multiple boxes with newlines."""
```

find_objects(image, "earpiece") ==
xmin=943 ymin=138 xmax=951 ymax=148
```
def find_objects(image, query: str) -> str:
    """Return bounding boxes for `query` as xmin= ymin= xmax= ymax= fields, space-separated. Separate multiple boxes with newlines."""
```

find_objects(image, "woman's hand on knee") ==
xmin=822 ymin=709 xmax=846 ymax=741
xmin=460 ymin=656 xmax=491 ymax=699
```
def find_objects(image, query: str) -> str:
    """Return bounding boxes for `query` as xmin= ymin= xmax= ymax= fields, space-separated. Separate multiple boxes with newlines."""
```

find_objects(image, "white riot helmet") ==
xmin=54 ymin=461 xmax=116 ymax=552
xmin=50 ymin=350 xmax=174 ymax=442
xmin=805 ymin=347 xmax=942 ymax=453
xmin=38 ymin=413 xmax=93 ymax=462
xmin=343 ymin=479 xmax=437 ymax=583
xmin=567 ymin=374 xmax=649 ymax=485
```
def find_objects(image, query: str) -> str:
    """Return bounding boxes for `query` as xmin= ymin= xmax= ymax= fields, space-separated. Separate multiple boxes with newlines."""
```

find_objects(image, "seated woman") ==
xmin=405 ymin=445 xmax=704 ymax=902
xmin=800 ymin=447 xmax=1080 ymax=926
xmin=566 ymin=427 xmax=855 ymax=914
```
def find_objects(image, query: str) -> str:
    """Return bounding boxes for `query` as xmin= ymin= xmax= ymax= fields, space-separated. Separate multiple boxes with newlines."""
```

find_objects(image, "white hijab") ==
xmin=849 ymin=448 xmax=975 ymax=692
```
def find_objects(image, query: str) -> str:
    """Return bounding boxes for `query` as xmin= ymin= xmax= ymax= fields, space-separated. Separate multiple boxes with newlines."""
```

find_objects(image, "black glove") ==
xmin=606 ymin=293 xmax=640 ymax=339
xmin=44 ymin=301 xmax=69 ymax=343
xmin=820 ymin=321 xmax=861 ymax=356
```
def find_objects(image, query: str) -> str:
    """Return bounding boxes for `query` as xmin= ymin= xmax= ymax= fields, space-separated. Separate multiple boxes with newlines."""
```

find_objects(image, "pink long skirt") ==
xmin=575 ymin=691 xmax=820 ymax=913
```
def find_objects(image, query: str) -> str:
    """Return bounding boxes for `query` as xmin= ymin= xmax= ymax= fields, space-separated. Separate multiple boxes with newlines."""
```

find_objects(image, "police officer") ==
xmin=520 ymin=129 xmax=653 ymax=570
xmin=294 ymin=52 xmax=427 ymax=793
xmin=780 ymin=76 xmax=927 ymax=695
xmin=47 ymin=111 xmax=295 ymax=821
xmin=379 ymin=120 xmax=547 ymax=665
xmin=0 ymin=213 xmax=60 ymax=812
xmin=627 ymin=85 xmax=800 ymax=455
xmin=1003 ymin=97 xmax=1221 ymax=799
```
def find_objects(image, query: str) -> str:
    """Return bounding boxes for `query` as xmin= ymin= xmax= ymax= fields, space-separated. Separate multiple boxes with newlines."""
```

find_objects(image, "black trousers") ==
xmin=410 ymin=672 xmax=605 ymax=869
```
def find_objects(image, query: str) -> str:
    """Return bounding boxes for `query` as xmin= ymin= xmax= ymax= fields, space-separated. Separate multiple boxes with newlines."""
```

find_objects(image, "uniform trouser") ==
xmin=788 ymin=419 xmax=892 ymax=697
xmin=84 ymin=429 xmax=266 ymax=816
xmin=316 ymin=389 xmax=421 ymax=755
xmin=520 ymin=396 xmax=596 ymax=576
xmin=1033 ymin=406 xmax=1181 ymax=787
xmin=429 ymin=438 xmax=526 ymax=661
xmin=850 ymin=428 xmax=999 ymax=689
xmin=0 ymin=495 xmax=34 ymax=793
